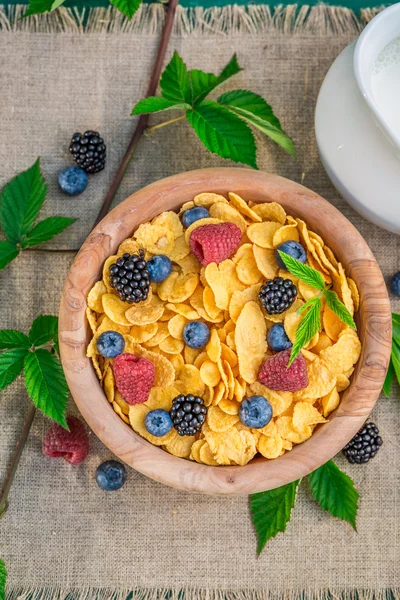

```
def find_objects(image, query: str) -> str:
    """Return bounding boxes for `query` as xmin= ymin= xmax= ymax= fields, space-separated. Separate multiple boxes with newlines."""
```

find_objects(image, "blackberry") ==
xmin=109 ymin=250 xmax=150 ymax=304
xmin=69 ymin=130 xmax=106 ymax=174
xmin=170 ymin=394 xmax=207 ymax=436
xmin=259 ymin=277 xmax=297 ymax=315
xmin=343 ymin=422 xmax=383 ymax=464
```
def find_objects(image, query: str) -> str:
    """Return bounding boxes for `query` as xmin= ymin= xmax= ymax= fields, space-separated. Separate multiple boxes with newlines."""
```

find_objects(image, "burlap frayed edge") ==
xmin=0 ymin=3 xmax=384 ymax=35
xmin=5 ymin=589 xmax=400 ymax=600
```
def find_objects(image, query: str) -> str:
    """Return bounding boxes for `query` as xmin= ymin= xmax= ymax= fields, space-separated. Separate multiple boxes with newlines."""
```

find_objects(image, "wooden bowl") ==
xmin=59 ymin=168 xmax=392 ymax=495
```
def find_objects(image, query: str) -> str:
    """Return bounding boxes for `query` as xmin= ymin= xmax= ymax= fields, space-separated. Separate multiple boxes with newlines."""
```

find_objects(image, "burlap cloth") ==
xmin=0 ymin=4 xmax=399 ymax=597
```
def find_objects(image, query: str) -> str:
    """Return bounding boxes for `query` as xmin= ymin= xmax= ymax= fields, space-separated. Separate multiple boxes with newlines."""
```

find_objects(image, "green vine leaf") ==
xmin=0 ymin=348 xmax=28 ymax=391
xmin=22 ymin=216 xmax=77 ymax=248
xmin=132 ymin=97 xmax=191 ymax=115
xmin=218 ymin=89 xmax=295 ymax=157
xmin=109 ymin=0 xmax=141 ymax=18
xmin=24 ymin=349 xmax=69 ymax=428
xmin=383 ymin=357 xmax=394 ymax=397
xmin=190 ymin=54 xmax=242 ymax=105
xmin=0 ymin=330 xmax=31 ymax=351
xmin=23 ymin=0 xmax=66 ymax=17
xmin=0 ymin=241 xmax=19 ymax=270
xmin=308 ymin=460 xmax=359 ymax=531
xmin=0 ymin=559 xmax=6 ymax=600
xmin=29 ymin=315 xmax=59 ymax=352
xmin=187 ymin=100 xmax=257 ymax=168
xmin=250 ymin=480 xmax=300 ymax=555
xmin=160 ymin=51 xmax=192 ymax=105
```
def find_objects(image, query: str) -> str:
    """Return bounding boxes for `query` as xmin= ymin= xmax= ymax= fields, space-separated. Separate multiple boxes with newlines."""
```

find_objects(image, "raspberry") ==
xmin=189 ymin=222 xmax=242 ymax=266
xmin=42 ymin=416 xmax=89 ymax=465
xmin=113 ymin=353 xmax=155 ymax=405
xmin=258 ymin=349 xmax=308 ymax=392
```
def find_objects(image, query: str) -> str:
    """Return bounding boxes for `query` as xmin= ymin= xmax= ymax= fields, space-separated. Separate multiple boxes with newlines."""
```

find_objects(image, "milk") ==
xmin=371 ymin=37 xmax=400 ymax=139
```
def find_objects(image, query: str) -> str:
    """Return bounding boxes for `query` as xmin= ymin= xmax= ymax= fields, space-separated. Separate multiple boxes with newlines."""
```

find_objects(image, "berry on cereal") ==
xmin=147 ymin=254 xmax=172 ymax=283
xmin=259 ymin=277 xmax=297 ymax=315
xmin=275 ymin=240 xmax=306 ymax=270
xmin=189 ymin=221 xmax=242 ymax=266
xmin=95 ymin=460 xmax=127 ymax=491
xmin=239 ymin=395 xmax=273 ymax=429
xmin=109 ymin=250 xmax=150 ymax=304
xmin=258 ymin=349 xmax=308 ymax=392
xmin=145 ymin=409 xmax=173 ymax=437
xmin=267 ymin=323 xmax=292 ymax=352
xmin=170 ymin=394 xmax=207 ymax=436
xmin=181 ymin=206 xmax=210 ymax=228
xmin=183 ymin=321 xmax=210 ymax=349
xmin=96 ymin=330 xmax=125 ymax=358
xmin=113 ymin=353 xmax=155 ymax=405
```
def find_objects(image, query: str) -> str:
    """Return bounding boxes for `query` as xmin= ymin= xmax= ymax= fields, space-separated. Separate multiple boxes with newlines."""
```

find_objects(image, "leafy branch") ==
xmin=383 ymin=313 xmax=400 ymax=396
xmin=132 ymin=52 xmax=295 ymax=169
xmin=0 ymin=159 xmax=77 ymax=271
xmin=278 ymin=251 xmax=356 ymax=364
xmin=251 ymin=460 xmax=359 ymax=554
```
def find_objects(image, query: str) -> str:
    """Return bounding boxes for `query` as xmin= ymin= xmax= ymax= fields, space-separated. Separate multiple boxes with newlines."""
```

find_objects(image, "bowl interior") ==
xmin=59 ymin=168 xmax=392 ymax=495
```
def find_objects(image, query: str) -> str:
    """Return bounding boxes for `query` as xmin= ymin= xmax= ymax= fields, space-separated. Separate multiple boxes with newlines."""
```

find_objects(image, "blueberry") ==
xmin=96 ymin=330 xmax=125 ymax=358
xmin=267 ymin=323 xmax=292 ymax=352
xmin=390 ymin=272 xmax=400 ymax=296
xmin=145 ymin=409 xmax=173 ymax=437
xmin=181 ymin=207 xmax=209 ymax=228
xmin=276 ymin=240 xmax=307 ymax=270
xmin=239 ymin=395 xmax=273 ymax=429
xmin=183 ymin=321 xmax=210 ymax=349
xmin=58 ymin=166 xmax=88 ymax=196
xmin=95 ymin=460 xmax=127 ymax=491
xmin=147 ymin=255 xmax=172 ymax=283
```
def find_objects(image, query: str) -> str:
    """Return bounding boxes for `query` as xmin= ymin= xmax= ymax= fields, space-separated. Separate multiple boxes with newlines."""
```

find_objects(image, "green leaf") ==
xmin=382 ymin=357 xmax=394 ymax=397
xmin=250 ymin=480 xmax=300 ymax=555
xmin=391 ymin=338 xmax=400 ymax=387
xmin=218 ymin=89 xmax=296 ymax=157
xmin=23 ymin=0 xmax=65 ymax=16
xmin=22 ymin=216 xmax=77 ymax=248
xmin=160 ymin=52 xmax=192 ymax=105
xmin=109 ymin=0 xmax=141 ymax=19
xmin=324 ymin=289 xmax=356 ymax=330
xmin=308 ymin=460 xmax=359 ymax=531
xmin=392 ymin=312 xmax=400 ymax=343
xmin=0 ymin=559 xmax=6 ymax=600
xmin=24 ymin=349 xmax=68 ymax=428
xmin=0 ymin=330 xmax=31 ymax=350
xmin=0 ymin=348 xmax=28 ymax=391
xmin=289 ymin=297 xmax=322 ymax=365
xmin=131 ymin=97 xmax=191 ymax=115
xmin=190 ymin=54 xmax=242 ymax=104
xmin=186 ymin=100 xmax=258 ymax=169
xmin=278 ymin=251 xmax=325 ymax=291
xmin=0 ymin=158 xmax=47 ymax=244
xmin=0 ymin=241 xmax=19 ymax=270
xmin=29 ymin=315 xmax=59 ymax=351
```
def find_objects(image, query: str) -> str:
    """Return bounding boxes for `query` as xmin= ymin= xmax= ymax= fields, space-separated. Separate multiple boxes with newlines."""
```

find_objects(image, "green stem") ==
xmin=145 ymin=114 xmax=186 ymax=134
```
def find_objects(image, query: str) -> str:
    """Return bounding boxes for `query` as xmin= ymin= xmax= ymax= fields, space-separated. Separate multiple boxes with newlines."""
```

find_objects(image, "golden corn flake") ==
xmin=88 ymin=192 xmax=361 ymax=467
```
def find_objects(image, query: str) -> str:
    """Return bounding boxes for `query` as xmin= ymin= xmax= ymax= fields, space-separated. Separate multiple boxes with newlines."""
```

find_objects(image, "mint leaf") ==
xmin=190 ymin=54 xmax=242 ymax=104
xmin=0 ymin=158 xmax=46 ymax=245
xmin=218 ymin=89 xmax=295 ymax=157
xmin=0 ymin=559 xmax=6 ymax=600
xmin=108 ymin=0 xmax=141 ymax=18
xmin=391 ymin=338 xmax=400 ymax=386
xmin=132 ymin=97 xmax=191 ymax=115
xmin=289 ymin=296 xmax=322 ymax=365
xmin=160 ymin=52 xmax=192 ymax=105
xmin=308 ymin=460 xmax=359 ymax=531
xmin=278 ymin=251 xmax=325 ymax=290
xmin=23 ymin=0 xmax=65 ymax=16
xmin=0 ymin=241 xmax=19 ymax=270
xmin=392 ymin=312 xmax=400 ymax=343
xmin=0 ymin=348 xmax=28 ymax=391
xmin=187 ymin=100 xmax=257 ymax=169
xmin=250 ymin=480 xmax=300 ymax=555
xmin=383 ymin=357 xmax=394 ymax=396
xmin=24 ymin=349 xmax=68 ymax=428
xmin=22 ymin=216 xmax=77 ymax=248
xmin=324 ymin=289 xmax=356 ymax=330
xmin=29 ymin=315 xmax=59 ymax=351
xmin=0 ymin=330 xmax=30 ymax=350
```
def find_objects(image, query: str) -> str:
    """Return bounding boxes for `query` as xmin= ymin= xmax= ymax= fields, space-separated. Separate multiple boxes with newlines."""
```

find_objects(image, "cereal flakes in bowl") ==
xmin=59 ymin=169 xmax=391 ymax=494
